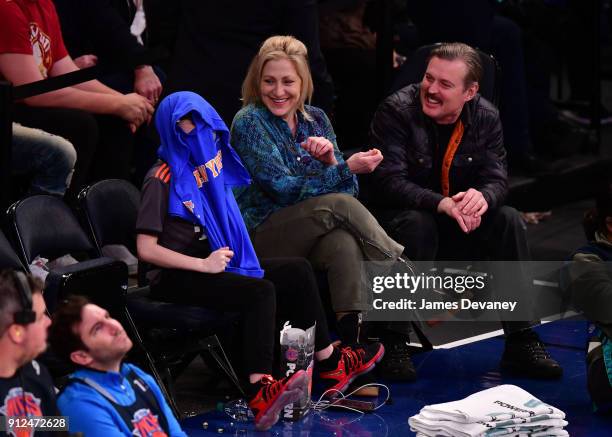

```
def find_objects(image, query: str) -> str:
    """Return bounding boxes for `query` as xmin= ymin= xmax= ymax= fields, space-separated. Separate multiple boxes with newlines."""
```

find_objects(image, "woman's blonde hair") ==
xmin=241 ymin=35 xmax=314 ymax=120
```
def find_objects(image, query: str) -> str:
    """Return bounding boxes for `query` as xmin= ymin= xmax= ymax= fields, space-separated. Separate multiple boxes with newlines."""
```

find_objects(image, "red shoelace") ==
xmin=340 ymin=346 xmax=366 ymax=372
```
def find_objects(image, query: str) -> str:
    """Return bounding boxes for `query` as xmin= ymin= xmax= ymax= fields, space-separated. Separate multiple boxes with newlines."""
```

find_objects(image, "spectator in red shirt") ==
xmin=0 ymin=0 xmax=154 ymax=198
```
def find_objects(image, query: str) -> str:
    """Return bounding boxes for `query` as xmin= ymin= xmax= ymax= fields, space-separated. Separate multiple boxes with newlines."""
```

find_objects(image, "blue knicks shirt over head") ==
xmin=156 ymin=91 xmax=263 ymax=278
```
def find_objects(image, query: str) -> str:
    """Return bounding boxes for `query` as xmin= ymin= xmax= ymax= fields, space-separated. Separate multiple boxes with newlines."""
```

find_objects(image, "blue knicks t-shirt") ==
xmin=156 ymin=91 xmax=263 ymax=278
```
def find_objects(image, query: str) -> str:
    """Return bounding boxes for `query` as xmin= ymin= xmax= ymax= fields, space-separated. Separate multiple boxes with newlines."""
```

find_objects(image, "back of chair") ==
xmin=7 ymin=195 xmax=94 ymax=265
xmin=0 ymin=229 xmax=26 ymax=271
xmin=79 ymin=179 xmax=141 ymax=255
xmin=389 ymin=43 xmax=501 ymax=107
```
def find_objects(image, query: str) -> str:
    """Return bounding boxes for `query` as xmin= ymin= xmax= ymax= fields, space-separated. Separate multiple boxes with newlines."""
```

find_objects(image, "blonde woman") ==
xmin=230 ymin=36 xmax=413 ymax=380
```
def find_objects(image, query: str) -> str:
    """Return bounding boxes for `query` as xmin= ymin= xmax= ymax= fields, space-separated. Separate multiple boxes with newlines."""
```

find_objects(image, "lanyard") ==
xmin=440 ymin=120 xmax=464 ymax=197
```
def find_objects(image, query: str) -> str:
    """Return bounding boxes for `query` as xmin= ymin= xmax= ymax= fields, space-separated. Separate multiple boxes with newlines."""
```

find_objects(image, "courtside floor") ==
xmin=180 ymin=320 xmax=611 ymax=436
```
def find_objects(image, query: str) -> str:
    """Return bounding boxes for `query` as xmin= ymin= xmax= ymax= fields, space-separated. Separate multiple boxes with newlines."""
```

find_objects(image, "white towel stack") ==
xmin=409 ymin=385 xmax=568 ymax=437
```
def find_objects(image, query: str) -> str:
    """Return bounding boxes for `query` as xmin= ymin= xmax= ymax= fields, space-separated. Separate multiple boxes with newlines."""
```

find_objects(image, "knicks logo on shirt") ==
xmin=183 ymin=200 xmax=195 ymax=213
xmin=29 ymin=23 xmax=52 ymax=78
xmin=131 ymin=408 xmax=168 ymax=437
xmin=193 ymin=150 xmax=223 ymax=188
xmin=0 ymin=387 xmax=43 ymax=437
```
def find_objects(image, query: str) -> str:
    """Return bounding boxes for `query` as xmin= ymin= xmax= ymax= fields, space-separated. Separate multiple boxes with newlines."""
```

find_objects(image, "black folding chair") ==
xmin=79 ymin=180 xmax=243 ymax=413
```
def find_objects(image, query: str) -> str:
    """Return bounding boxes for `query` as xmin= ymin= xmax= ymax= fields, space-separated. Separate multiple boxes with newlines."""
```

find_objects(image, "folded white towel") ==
xmin=409 ymin=415 xmax=568 ymax=437
xmin=415 ymin=430 xmax=569 ymax=437
xmin=419 ymin=385 xmax=565 ymax=424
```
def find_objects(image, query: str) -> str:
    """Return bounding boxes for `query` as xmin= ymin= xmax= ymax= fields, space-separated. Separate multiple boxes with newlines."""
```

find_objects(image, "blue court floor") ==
xmin=180 ymin=321 xmax=611 ymax=436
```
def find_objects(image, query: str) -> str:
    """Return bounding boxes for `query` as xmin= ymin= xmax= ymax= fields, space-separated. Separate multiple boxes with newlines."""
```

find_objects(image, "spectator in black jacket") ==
xmin=53 ymin=0 xmax=163 ymax=103
xmin=53 ymin=0 xmax=164 ymax=183
xmin=369 ymin=42 xmax=562 ymax=380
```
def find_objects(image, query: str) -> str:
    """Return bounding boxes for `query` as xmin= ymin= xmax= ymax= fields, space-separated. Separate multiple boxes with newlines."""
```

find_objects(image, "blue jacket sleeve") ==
xmin=59 ymin=392 xmax=130 ymax=437
xmin=231 ymin=111 xmax=355 ymax=207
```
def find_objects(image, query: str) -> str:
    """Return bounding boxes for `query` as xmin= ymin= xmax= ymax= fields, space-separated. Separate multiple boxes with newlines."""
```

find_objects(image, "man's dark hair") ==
xmin=0 ymin=270 xmax=43 ymax=334
xmin=48 ymin=295 xmax=89 ymax=364
xmin=428 ymin=42 xmax=483 ymax=89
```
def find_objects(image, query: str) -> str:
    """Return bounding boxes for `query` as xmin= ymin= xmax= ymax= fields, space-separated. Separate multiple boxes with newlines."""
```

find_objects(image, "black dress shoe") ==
xmin=378 ymin=334 xmax=417 ymax=381
xmin=501 ymin=329 xmax=563 ymax=379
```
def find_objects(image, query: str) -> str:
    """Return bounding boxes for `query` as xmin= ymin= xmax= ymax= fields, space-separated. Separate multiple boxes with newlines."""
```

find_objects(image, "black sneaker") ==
xmin=501 ymin=329 xmax=563 ymax=379
xmin=378 ymin=337 xmax=417 ymax=381
xmin=319 ymin=343 xmax=385 ymax=396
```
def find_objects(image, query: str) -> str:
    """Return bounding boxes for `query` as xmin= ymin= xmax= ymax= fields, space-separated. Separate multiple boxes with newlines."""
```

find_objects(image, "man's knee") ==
xmin=388 ymin=209 xmax=438 ymax=244
xmin=47 ymin=134 xmax=77 ymax=169
xmin=491 ymin=206 xmax=526 ymax=232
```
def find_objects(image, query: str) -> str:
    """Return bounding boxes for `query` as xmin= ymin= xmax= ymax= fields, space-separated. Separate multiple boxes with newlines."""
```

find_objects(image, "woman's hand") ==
xmin=346 ymin=148 xmax=383 ymax=174
xmin=199 ymin=247 xmax=234 ymax=273
xmin=300 ymin=136 xmax=338 ymax=166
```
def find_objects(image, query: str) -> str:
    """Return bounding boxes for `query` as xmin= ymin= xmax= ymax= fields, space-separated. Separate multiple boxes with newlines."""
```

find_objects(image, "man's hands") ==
xmin=133 ymin=65 xmax=162 ymax=105
xmin=199 ymin=247 xmax=234 ymax=274
xmin=116 ymin=93 xmax=155 ymax=133
xmin=346 ymin=148 xmax=383 ymax=174
xmin=437 ymin=188 xmax=488 ymax=233
xmin=452 ymin=188 xmax=488 ymax=217
xmin=300 ymin=136 xmax=337 ymax=165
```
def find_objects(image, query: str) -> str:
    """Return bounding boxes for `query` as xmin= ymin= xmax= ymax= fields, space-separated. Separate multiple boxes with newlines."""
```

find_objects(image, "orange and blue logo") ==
xmin=131 ymin=408 xmax=168 ymax=437
xmin=1 ymin=387 xmax=43 ymax=437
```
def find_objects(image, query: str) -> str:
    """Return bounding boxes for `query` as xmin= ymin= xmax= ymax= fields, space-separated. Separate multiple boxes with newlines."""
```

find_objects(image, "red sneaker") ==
xmin=319 ymin=343 xmax=385 ymax=396
xmin=248 ymin=371 xmax=307 ymax=430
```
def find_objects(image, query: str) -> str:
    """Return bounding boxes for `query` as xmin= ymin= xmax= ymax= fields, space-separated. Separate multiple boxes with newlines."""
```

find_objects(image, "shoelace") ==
xmin=340 ymin=346 xmax=366 ymax=372
xmin=259 ymin=374 xmax=283 ymax=401
xmin=521 ymin=332 xmax=551 ymax=360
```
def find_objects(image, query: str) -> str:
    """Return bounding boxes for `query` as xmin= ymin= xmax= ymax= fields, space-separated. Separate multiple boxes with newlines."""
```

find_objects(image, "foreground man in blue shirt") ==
xmin=49 ymin=295 xmax=187 ymax=437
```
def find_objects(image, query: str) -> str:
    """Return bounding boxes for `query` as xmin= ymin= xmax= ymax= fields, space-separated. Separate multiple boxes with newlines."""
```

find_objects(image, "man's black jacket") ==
xmin=368 ymin=83 xmax=508 ymax=212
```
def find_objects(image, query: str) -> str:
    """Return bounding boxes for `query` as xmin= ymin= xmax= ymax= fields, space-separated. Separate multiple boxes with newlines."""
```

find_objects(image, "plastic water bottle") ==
xmin=221 ymin=398 xmax=253 ymax=422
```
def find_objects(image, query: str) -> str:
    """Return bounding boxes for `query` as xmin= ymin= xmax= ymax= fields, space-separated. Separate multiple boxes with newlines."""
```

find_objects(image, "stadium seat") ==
xmin=79 ymin=179 xmax=243 ymax=413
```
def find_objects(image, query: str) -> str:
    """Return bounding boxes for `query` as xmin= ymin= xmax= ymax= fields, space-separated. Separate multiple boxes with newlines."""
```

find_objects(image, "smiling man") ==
xmin=49 ymin=296 xmax=187 ymax=437
xmin=368 ymin=42 xmax=562 ymax=380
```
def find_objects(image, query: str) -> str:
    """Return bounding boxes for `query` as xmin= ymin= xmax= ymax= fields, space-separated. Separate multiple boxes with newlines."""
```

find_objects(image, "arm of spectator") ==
xmin=50 ymin=56 xmax=122 ymax=96
xmin=133 ymin=365 xmax=188 ymax=437
xmin=347 ymin=149 xmax=383 ymax=174
xmin=473 ymin=107 xmax=508 ymax=210
xmin=230 ymin=113 xmax=356 ymax=206
xmin=0 ymin=54 xmax=152 ymax=126
xmin=301 ymin=136 xmax=338 ymax=166
xmin=58 ymin=394 xmax=129 ymax=437
xmin=369 ymin=97 xmax=444 ymax=210
xmin=133 ymin=65 xmax=162 ymax=103
xmin=73 ymin=54 xmax=98 ymax=69
xmin=136 ymin=233 xmax=233 ymax=274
